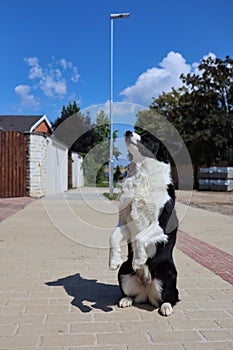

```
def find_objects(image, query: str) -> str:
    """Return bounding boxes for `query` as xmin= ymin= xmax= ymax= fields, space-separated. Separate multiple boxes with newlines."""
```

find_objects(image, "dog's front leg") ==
xmin=132 ymin=222 xmax=168 ymax=270
xmin=132 ymin=239 xmax=148 ymax=271
xmin=132 ymin=222 xmax=156 ymax=270
xmin=109 ymin=225 xmax=130 ymax=270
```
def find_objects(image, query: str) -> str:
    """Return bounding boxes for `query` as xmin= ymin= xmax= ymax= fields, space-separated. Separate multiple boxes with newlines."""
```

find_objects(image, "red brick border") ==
xmin=177 ymin=230 xmax=233 ymax=285
xmin=0 ymin=197 xmax=36 ymax=222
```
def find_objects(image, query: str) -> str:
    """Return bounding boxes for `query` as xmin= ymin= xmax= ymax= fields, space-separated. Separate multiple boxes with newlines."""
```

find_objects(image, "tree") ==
xmin=179 ymin=56 xmax=233 ymax=168
xmin=53 ymin=103 xmax=121 ymax=185
xmin=52 ymin=101 xmax=94 ymax=152
xmin=83 ymin=110 xmax=120 ymax=184
xmin=149 ymin=55 xmax=233 ymax=187
xmin=53 ymin=101 xmax=80 ymax=129
xmin=114 ymin=165 xmax=122 ymax=182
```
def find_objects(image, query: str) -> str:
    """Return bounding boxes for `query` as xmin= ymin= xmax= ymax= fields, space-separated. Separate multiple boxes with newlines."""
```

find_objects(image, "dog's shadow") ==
xmin=46 ymin=273 xmax=121 ymax=313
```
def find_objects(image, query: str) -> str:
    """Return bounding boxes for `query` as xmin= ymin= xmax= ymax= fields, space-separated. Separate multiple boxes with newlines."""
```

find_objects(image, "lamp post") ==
xmin=109 ymin=13 xmax=130 ymax=197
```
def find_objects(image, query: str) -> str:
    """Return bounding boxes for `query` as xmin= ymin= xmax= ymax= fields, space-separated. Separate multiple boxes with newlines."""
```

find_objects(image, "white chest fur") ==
xmin=120 ymin=158 xmax=171 ymax=222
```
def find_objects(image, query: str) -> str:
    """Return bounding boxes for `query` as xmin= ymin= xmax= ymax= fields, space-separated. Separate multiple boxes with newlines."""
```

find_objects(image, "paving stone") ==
xmin=42 ymin=333 xmax=95 ymax=347
xmin=97 ymin=332 xmax=150 ymax=346
xmin=183 ymin=341 xmax=233 ymax=350
xmin=167 ymin=319 xmax=220 ymax=330
xmin=0 ymin=335 xmax=40 ymax=349
xmin=200 ymin=329 xmax=233 ymax=341
xmin=149 ymin=330 xmax=203 ymax=343
xmin=120 ymin=320 xmax=171 ymax=332
xmin=17 ymin=323 xmax=68 ymax=335
xmin=46 ymin=313 xmax=93 ymax=323
xmin=70 ymin=321 xmax=121 ymax=334
xmin=183 ymin=310 xmax=232 ymax=320
xmin=0 ymin=325 xmax=17 ymax=336
xmin=128 ymin=345 xmax=183 ymax=350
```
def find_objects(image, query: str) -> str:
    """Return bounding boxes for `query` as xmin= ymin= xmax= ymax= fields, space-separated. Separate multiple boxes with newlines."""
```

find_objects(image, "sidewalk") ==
xmin=0 ymin=187 xmax=232 ymax=349
xmin=0 ymin=197 xmax=36 ymax=222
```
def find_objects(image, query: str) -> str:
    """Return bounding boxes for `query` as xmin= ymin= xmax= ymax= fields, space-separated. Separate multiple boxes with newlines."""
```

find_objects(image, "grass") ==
xmin=103 ymin=192 xmax=119 ymax=201
xmin=86 ymin=182 xmax=109 ymax=188
xmin=85 ymin=181 xmax=120 ymax=188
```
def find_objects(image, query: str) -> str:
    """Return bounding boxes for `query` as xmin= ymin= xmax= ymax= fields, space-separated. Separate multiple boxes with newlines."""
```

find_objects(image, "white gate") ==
xmin=46 ymin=137 xmax=68 ymax=195
xmin=71 ymin=152 xmax=84 ymax=188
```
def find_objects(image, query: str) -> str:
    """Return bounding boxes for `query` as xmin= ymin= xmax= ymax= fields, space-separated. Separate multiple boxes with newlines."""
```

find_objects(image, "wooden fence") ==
xmin=0 ymin=131 xmax=27 ymax=197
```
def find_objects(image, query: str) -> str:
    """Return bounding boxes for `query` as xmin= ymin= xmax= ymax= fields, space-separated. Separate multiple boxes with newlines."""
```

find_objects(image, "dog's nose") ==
xmin=125 ymin=130 xmax=133 ymax=137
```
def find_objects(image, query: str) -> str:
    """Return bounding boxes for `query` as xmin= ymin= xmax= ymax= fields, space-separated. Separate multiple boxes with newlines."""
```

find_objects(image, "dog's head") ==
xmin=125 ymin=130 xmax=171 ymax=163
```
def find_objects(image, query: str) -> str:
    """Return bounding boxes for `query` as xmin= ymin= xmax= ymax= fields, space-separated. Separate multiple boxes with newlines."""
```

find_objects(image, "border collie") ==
xmin=109 ymin=130 xmax=179 ymax=316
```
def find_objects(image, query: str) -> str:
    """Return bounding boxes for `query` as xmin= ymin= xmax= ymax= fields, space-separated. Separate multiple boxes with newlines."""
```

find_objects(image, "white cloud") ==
xmin=192 ymin=52 xmax=216 ymax=76
xmin=202 ymin=52 xmax=216 ymax=61
xmin=24 ymin=57 xmax=43 ymax=79
xmin=59 ymin=58 xmax=80 ymax=83
xmin=22 ymin=56 xmax=80 ymax=100
xmin=71 ymin=66 xmax=80 ymax=83
xmin=39 ymin=75 xmax=67 ymax=97
xmin=81 ymin=101 xmax=146 ymax=125
xmin=121 ymin=51 xmax=197 ymax=106
xmin=59 ymin=58 xmax=73 ymax=70
xmin=15 ymin=85 xmax=39 ymax=108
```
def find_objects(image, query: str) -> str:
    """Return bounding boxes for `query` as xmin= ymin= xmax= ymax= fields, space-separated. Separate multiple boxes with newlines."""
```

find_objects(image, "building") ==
xmin=0 ymin=115 xmax=52 ymax=134
xmin=0 ymin=115 xmax=84 ymax=198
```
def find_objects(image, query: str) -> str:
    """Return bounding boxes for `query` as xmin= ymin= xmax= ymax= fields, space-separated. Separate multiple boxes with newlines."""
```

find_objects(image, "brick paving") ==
xmin=0 ymin=197 xmax=36 ymax=222
xmin=0 ymin=188 xmax=232 ymax=349
xmin=177 ymin=230 xmax=233 ymax=285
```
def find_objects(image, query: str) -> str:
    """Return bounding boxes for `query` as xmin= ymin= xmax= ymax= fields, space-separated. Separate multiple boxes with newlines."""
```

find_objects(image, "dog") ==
xmin=109 ymin=130 xmax=179 ymax=316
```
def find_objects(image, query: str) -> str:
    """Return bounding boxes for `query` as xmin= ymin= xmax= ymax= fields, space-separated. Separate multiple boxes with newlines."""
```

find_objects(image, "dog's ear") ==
xmin=140 ymin=131 xmax=183 ymax=162
xmin=140 ymin=132 xmax=160 ymax=158
xmin=157 ymin=141 xmax=183 ymax=163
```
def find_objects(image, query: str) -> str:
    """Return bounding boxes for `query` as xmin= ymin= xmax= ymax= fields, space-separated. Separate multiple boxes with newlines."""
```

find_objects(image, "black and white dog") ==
xmin=109 ymin=130 xmax=179 ymax=316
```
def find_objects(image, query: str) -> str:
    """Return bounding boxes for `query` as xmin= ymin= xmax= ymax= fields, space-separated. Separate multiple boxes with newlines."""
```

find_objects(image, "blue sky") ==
xmin=1 ymin=0 xmax=233 ymax=118
xmin=1 ymin=0 xmax=233 ymax=163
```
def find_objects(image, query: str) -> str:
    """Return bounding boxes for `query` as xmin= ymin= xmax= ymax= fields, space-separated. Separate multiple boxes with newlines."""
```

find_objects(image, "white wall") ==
xmin=27 ymin=134 xmax=68 ymax=197
xmin=71 ymin=152 xmax=84 ymax=188
xmin=46 ymin=137 xmax=68 ymax=195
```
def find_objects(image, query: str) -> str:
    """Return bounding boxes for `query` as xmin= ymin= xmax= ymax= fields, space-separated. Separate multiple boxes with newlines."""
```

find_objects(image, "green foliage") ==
xmin=148 ymin=55 xmax=233 ymax=187
xmin=83 ymin=155 xmax=98 ymax=185
xmin=53 ymin=103 xmax=121 ymax=187
xmin=96 ymin=166 xmax=105 ymax=184
xmin=103 ymin=192 xmax=119 ymax=200
xmin=114 ymin=165 xmax=123 ymax=182
xmin=52 ymin=101 xmax=80 ymax=129
xmin=83 ymin=110 xmax=120 ymax=185
xmin=52 ymin=101 xmax=94 ymax=152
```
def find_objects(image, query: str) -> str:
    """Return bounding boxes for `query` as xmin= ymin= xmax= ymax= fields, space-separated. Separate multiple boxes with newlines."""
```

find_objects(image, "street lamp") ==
xmin=109 ymin=12 xmax=130 ymax=197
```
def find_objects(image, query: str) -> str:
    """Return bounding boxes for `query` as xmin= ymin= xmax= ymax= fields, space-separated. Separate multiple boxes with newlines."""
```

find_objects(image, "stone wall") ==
xmin=27 ymin=133 xmax=48 ymax=197
xmin=27 ymin=133 xmax=69 ymax=198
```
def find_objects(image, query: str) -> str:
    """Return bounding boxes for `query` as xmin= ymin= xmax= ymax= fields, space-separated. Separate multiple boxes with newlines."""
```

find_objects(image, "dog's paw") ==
xmin=119 ymin=297 xmax=133 ymax=308
xmin=109 ymin=258 xmax=123 ymax=270
xmin=132 ymin=257 xmax=147 ymax=271
xmin=160 ymin=302 xmax=173 ymax=316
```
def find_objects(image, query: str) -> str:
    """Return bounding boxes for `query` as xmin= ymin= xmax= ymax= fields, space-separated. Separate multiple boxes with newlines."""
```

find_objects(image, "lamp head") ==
xmin=110 ymin=13 xmax=130 ymax=19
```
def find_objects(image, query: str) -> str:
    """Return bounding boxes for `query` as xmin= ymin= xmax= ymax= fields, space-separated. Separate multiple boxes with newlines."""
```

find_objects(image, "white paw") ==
xmin=160 ymin=302 xmax=173 ymax=316
xmin=109 ymin=257 xmax=123 ymax=270
xmin=132 ymin=257 xmax=147 ymax=271
xmin=119 ymin=297 xmax=133 ymax=308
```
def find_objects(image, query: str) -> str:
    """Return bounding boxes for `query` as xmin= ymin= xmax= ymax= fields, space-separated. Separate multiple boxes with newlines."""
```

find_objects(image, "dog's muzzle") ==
xmin=125 ymin=131 xmax=141 ymax=144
